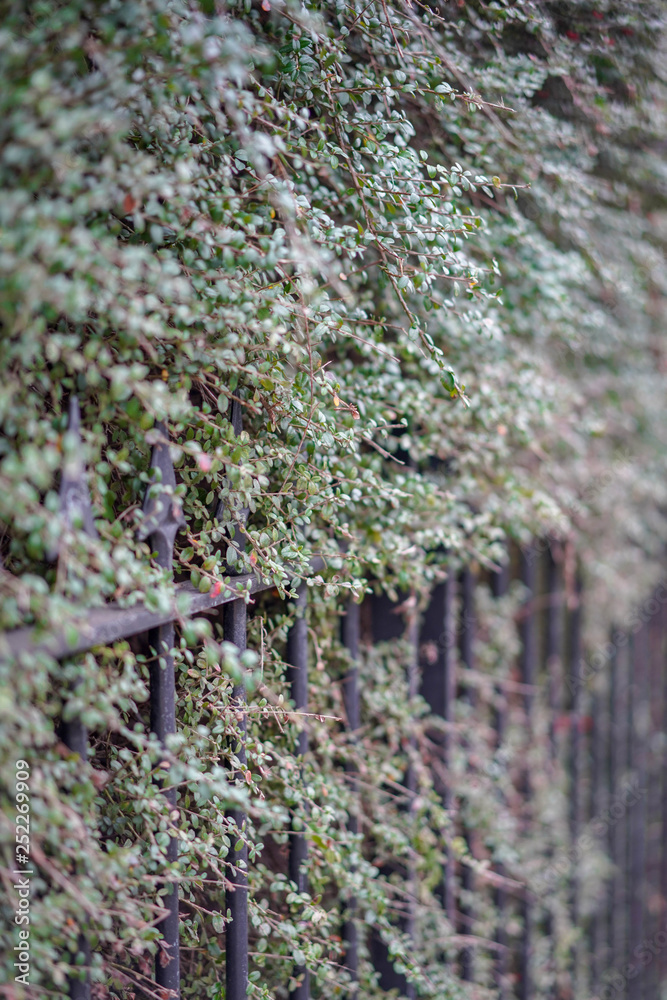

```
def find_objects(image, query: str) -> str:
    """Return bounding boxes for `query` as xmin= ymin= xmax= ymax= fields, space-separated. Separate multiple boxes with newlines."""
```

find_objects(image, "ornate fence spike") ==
xmin=140 ymin=420 xmax=184 ymax=998
xmin=60 ymin=396 xmax=98 ymax=540
xmin=215 ymin=396 xmax=250 ymax=539
xmin=50 ymin=395 xmax=98 ymax=565
xmin=138 ymin=422 xmax=186 ymax=570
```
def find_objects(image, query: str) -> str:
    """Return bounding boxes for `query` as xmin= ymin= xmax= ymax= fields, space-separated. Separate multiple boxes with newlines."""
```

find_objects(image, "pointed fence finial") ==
xmin=214 ymin=396 xmax=249 ymax=568
xmin=51 ymin=396 xmax=98 ymax=560
xmin=138 ymin=422 xmax=186 ymax=570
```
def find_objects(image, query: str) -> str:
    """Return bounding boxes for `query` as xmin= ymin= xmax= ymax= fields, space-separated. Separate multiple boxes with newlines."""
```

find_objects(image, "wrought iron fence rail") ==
xmin=0 ymin=560 xmax=326 ymax=663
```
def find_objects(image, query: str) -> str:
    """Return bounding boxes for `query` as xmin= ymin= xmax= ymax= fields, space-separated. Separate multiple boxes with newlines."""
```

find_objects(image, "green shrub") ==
xmin=2 ymin=1 xmax=666 ymax=996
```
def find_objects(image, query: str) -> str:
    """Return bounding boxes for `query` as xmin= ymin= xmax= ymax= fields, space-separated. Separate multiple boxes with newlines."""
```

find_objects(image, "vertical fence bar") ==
xmin=614 ymin=643 xmax=630 ymax=968
xmin=140 ymin=423 xmax=186 ymax=998
xmin=583 ymin=681 xmax=593 ymax=995
xmin=405 ymin=606 xmax=418 ymax=1000
xmin=545 ymin=549 xmax=563 ymax=767
xmin=369 ymin=591 xmax=415 ymax=993
xmin=589 ymin=682 xmax=606 ymax=993
xmin=567 ymin=574 xmax=583 ymax=995
xmin=623 ymin=633 xmax=636 ymax=994
xmin=441 ymin=574 xmax=457 ymax=930
xmin=148 ymin=619 xmax=180 ymax=997
xmin=224 ymin=591 xmax=249 ymax=1000
xmin=491 ymin=553 xmax=510 ymax=999
xmin=646 ymin=609 xmax=661 ymax=1000
xmin=661 ymin=601 xmax=667 ymax=988
xmin=59 ymin=396 xmax=98 ymax=772
xmin=607 ymin=643 xmax=619 ymax=970
xmin=518 ymin=546 xmax=537 ymax=1000
xmin=544 ymin=547 xmax=563 ymax=999
xmin=217 ymin=395 xmax=250 ymax=1000
xmin=458 ymin=565 xmax=475 ymax=983
xmin=419 ymin=573 xmax=457 ymax=939
xmin=341 ymin=598 xmax=361 ymax=996
xmin=628 ymin=623 xmax=648 ymax=1000
xmin=287 ymin=583 xmax=310 ymax=1000
xmin=58 ymin=396 xmax=95 ymax=1000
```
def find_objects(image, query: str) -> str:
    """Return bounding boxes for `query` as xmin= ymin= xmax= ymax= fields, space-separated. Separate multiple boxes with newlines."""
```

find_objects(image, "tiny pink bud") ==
xmin=197 ymin=453 xmax=213 ymax=472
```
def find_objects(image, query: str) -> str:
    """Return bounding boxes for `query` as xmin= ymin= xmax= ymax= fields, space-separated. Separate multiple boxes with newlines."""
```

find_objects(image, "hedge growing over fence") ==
xmin=2 ymin=0 xmax=667 ymax=997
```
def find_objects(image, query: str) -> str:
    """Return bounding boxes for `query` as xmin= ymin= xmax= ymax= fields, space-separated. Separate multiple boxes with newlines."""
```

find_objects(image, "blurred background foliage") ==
xmin=1 ymin=0 xmax=666 ymax=997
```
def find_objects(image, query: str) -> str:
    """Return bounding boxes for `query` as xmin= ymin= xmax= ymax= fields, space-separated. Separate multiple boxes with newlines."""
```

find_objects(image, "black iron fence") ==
xmin=3 ymin=398 xmax=667 ymax=1000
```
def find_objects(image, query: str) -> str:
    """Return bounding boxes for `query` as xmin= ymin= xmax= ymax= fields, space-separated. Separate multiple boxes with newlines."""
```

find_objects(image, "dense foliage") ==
xmin=2 ymin=0 xmax=667 ymax=997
